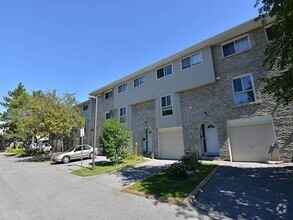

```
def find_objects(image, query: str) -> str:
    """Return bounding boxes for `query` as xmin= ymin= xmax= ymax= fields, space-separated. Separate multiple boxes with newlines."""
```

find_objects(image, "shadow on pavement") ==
xmin=191 ymin=166 xmax=293 ymax=219
xmin=114 ymin=164 xmax=169 ymax=187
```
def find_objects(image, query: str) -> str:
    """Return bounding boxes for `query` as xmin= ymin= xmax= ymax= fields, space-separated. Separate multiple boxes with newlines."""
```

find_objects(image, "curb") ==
xmin=182 ymin=166 xmax=220 ymax=206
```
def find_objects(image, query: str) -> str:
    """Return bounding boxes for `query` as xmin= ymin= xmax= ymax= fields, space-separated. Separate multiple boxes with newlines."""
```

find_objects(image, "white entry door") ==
xmin=205 ymin=124 xmax=219 ymax=154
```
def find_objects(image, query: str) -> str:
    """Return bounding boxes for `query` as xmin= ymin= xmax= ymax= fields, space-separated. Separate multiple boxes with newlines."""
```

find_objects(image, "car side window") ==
xmin=75 ymin=146 xmax=81 ymax=151
xmin=84 ymin=146 xmax=90 ymax=150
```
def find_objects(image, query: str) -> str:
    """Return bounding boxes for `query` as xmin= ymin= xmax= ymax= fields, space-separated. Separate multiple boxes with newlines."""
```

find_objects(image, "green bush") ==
xmin=7 ymin=147 xmax=26 ymax=155
xmin=99 ymin=118 xmax=131 ymax=164
xmin=169 ymin=161 xmax=188 ymax=179
xmin=169 ymin=150 xmax=201 ymax=179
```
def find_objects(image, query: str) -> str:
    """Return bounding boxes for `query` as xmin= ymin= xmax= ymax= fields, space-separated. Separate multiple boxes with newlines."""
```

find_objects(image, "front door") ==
xmin=143 ymin=129 xmax=152 ymax=154
xmin=203 ymin=123 xmax=219 ymax=155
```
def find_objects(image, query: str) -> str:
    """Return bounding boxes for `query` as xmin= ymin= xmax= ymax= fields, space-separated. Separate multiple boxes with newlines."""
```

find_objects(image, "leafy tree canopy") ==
xmin=0 ymin=83 xmax=85 ymax=144
xmin=255 ymin=0 xmax=293 ymax=105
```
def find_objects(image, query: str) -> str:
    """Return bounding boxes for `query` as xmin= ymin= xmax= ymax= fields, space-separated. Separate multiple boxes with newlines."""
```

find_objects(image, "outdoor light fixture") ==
xmin=204 ymin=112 xmax=208 ymax=116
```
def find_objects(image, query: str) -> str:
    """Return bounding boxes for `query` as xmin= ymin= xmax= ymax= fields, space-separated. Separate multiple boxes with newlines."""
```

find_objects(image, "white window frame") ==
xmin=104 ymin=90 xmax=113 ymax=100
xmin=156 ymin=64 xmax=173 ymax=79
xmin=264 ymin=24 xmax=274 ymax=42
xmin=133 ymin=75 xmax=146 ymax=88
xmin=232 ymin=73 xmax=256 ymax=105
xmin=160 ymin=94 xmax=173 ymax=117
xmin=221 ymin=34 xmax=251 ymax=58
xmin=118 ymin=83 xmax=128 ymax=94
xmin=180 ymin=51 xmax=203 ymax=70
xmin=105 ymin=111 xmax=110 ymax=120
xmin=119 ymin=107 xmax=127 ymax=123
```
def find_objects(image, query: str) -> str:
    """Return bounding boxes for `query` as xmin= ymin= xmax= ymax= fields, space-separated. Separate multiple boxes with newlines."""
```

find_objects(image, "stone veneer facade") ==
xmin=131 ymin=100 xmax=158 ymax=155
xmin=180 ymin=27 xmax=293 ymax=162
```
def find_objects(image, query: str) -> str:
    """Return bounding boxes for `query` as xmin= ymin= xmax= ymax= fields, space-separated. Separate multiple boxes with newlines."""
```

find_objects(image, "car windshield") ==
xmin=66 ymin=147 xmax=75 ymax=152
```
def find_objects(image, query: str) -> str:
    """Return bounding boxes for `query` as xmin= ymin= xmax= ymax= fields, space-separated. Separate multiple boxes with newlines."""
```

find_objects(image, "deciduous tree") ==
xmin=255 ymin=0 xmax=293 ymax=105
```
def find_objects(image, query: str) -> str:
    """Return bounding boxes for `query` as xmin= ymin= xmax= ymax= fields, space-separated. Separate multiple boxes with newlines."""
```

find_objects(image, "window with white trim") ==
xmin=105 ymin=90 xmax=113 ymax=100
xmin=157 ymin=64 xmax=172 ymax=79
xmin=119 ymin=107 xmax=126 ymax=123
xmin=181 ymin=52 xmax=202 ymax=70
xmin=105 ymin=111 xmax=110 ymax=120
xmin=222 ymin=36 xmax=250 ymax=57
xmin=118 ymin=83 xmax=128 ymax=94
xmin=265 ymin=26 xmax=276 ymax=42
xmin=134 ymin=75 xmax=146 ymax=88
xmin=82 ymin=105 xmax=88 ymax=111
xmin=161 ymin=95 xmax=173 ymax=116
xmin=232 ymin=75 xmax=255 ymax=105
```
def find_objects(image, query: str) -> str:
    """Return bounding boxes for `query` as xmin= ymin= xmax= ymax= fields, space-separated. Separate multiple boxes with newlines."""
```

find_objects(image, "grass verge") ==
xmin=124 ymin=163 xmax=218 ymax=203
xmin=72 ymin=156 xmax=147 ymax=177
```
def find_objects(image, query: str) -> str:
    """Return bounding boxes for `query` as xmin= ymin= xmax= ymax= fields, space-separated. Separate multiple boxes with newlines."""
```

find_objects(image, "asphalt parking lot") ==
xmin=0 ymin=153 xmax=292 ymax=220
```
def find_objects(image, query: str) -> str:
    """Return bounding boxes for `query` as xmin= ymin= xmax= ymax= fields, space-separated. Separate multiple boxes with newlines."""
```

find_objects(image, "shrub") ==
xmin=169 ymin=162 xmax=188 ymax=179
xmin=99 ymin=118 xmax=131 ymax=164
xmin=169 ymin=150 xmax=201 ymax=179
xmin=185 ymin=150 xmax=201 ymax=170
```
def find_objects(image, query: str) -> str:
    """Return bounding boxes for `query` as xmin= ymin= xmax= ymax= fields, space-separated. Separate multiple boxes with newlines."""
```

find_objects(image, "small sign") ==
xmin=80 ymin=128 xmax=84 ymax=137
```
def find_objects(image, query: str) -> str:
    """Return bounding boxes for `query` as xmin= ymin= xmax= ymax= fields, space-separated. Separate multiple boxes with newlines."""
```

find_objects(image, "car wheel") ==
xmin=62 ymin=156 xmax=70 ymax=164
xmin=89 ymin=152 xmax=93 ymax=159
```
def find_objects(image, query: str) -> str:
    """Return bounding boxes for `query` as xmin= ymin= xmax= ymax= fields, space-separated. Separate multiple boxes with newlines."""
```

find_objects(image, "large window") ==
xmin=119 ymin=107 xmax=126 ymax=123
xmin=232 ymin=75 xmax=255 ymax=105
xmin=105 ymin=90 xmax=113 ymax=100
xmin=161 ymin=95 xmax=173 ymax=116
xmin=222 ymin=36 xmax=250 ymax=57
xmin=118 ymin=83 xmax=128 ymax=94
xmin=181 ymin=52 xmax=202 ymax=70
xmin=134 ymin=75 xmax=146 ymax=88
xmin=157 ymin=64 xmax=173 ymax=79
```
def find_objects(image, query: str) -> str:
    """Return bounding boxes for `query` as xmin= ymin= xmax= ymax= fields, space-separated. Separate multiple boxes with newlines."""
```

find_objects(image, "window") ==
xmin=157 ymin=64 xmax=173 ymax=79
xmin=134 ymin=75 xmax=146 ymax=88
xmin=105 ymin=90 xmax=113 ymax=100
xmin=83 ymin=105 xmax=88 ymax=111
xmin=181 ymin=52 xmax=202 ymax=70
xmin=265 ymin=26 xmax=276 ymax=42
xmin=222 ymin=36 xmax=250 ymax=57
xmin=161 ymin=95 xmax=173 ymax=116
xmin=105 ymin=111 xmax=110 ymax=120
xmin=83 ymin=145 xmax=90 ymax=150
xmin=232 ymin=75 xmax=255 ymax=105
xmin=97 ymin=95 xmax=101 ymax=103
xmin=119 ymin=107 xmax=126 ymax=123
xmin=118 ymin=83 xmax=128 ymax=93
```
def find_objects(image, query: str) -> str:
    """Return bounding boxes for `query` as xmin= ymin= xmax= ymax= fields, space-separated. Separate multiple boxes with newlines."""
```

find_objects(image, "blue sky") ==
xmin=0 ymin=0 xmax=258 ymax=113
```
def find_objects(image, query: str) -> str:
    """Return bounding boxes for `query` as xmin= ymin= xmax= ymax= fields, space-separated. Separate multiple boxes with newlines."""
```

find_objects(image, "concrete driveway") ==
xmin=0 ymin=153 xmax=292 ymax=220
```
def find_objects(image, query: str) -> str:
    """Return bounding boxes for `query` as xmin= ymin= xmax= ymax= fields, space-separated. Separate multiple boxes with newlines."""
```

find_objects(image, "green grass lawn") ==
xmin=72 ymin=156 xmax=147 ymax=177
xmin=125 ymin=163 xmax=218 ymax=203
xmin=6 ymin=148 xmax=26 ymax=156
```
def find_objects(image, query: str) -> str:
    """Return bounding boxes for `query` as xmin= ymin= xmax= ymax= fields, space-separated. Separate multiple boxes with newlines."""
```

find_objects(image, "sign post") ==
xmin=80 ymin=128 xmax=84 ymax=167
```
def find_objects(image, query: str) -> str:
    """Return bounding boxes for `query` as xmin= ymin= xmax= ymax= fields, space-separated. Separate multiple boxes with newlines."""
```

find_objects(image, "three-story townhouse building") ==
xmin=83 ymin=17 xmax=292 ymax=162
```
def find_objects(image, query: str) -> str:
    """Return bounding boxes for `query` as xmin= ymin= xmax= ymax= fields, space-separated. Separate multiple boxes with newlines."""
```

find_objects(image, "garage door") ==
xmin=159 ymin=129 xmax=185 ymax=159
xmin=228 ymin=118 xmax=279 ymax=162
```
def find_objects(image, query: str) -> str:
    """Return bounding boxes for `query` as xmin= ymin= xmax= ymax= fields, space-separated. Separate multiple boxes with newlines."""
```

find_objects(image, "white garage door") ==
xmin=228 ymin=117 xmax=279 ymax=162
xmin=159 ymin=129 xmax=185 ymax=159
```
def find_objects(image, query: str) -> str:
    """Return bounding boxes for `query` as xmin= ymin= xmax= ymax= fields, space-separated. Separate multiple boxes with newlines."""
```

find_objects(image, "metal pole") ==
xmin=92 ymin=96 xmax=98 ymax=170
xmin=81 ymin=136 xmax=83 ymax=167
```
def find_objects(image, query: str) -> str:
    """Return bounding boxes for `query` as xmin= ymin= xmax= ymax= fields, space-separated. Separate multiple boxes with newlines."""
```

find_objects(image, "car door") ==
xmin=82 ymin=145 xmax=91 ymax=158
xmin=72 ymin=146 xmax=82 ymax=160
